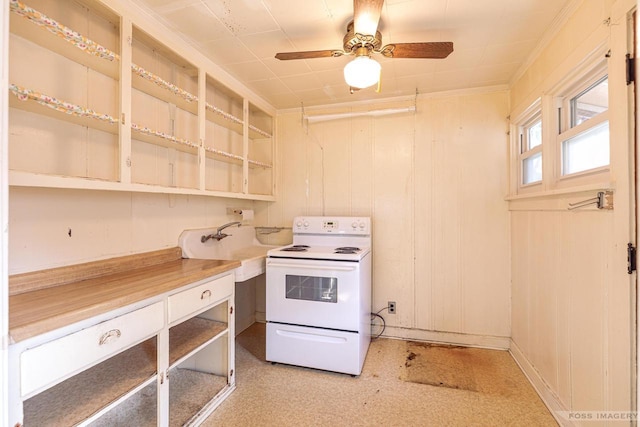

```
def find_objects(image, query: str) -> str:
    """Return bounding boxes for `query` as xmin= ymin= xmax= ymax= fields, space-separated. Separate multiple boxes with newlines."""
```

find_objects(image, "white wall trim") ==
xmin=381 ymin=326 xmax=510 ymax=350
xmin=509 ymin=340 xmax=574 ymax=427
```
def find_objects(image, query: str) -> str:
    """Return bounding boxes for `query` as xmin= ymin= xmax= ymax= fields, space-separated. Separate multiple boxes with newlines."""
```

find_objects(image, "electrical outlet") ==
xmin=388 ymin=301 xmax=396 ymax=314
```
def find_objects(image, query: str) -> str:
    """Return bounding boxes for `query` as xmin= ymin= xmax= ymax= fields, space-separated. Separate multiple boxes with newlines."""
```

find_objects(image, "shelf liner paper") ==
xmin=11 ymin=0 xmax=272 ymax=139
xmin=10 ymin=0 xmax=120 ymax=62
xmin=131 ymin=64 xmax=198 ymax=104
xmin=9 ymin=84 xmax=118 ymax=124
xmin=130 ymin=123 xmax=199 ymax=150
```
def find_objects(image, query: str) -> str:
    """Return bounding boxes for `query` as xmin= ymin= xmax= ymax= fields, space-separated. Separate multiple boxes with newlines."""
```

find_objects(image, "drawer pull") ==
xmin=99 ymin=329 xmax=121 ymax=346
xmin=201 ymin=289 xmax=212 ymax=300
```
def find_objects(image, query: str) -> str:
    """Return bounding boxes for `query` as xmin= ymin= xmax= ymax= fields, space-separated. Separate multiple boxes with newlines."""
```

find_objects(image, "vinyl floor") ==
xmin=202 ymin=323 xmax=557 ymax=426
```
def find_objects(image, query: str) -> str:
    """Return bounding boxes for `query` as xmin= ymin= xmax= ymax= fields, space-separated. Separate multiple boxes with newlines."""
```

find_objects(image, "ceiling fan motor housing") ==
xmin=343 ymin=21 xmax=382 ymax=54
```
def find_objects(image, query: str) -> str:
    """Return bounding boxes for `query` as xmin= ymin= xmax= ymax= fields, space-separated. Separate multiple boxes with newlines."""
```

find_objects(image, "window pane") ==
xmin=562 ymin=121 xmax=609 ymax=175
xmin=522 ymin=152 xmax=542 ymax=185
xmin=571 ymin=77 xmax=608 ymax=127
xmin=527 ymin=120 xmax=542 ymax=149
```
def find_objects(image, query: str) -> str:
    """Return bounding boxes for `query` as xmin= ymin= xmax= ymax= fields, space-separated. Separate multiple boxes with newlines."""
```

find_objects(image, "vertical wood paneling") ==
xmin=431 ymin=109 xmax=464 ymax=332
xmin=274 ymin=90 xmax=511 ymax=339
xmin=459 ymin=94 xmax=511 ymax=337
xmin=373 ymin=113 xmax=415 ymax=323
xmin=511 ymin=209 xmax=615 ymax=414
xmin=317 ymin=119 xmax=352 ymax=215
xmin=413 ymin=105 xmax=434 ymax=331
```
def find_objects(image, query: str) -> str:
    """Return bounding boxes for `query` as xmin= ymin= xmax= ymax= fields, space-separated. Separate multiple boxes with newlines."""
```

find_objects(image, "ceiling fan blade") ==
xmin=380 ymin=42 xmax=453 ymax=59
xmin=275 ymin=50 xmax=344 ymax=60
xmin=353 ymin=0 xmax=384 ymax=36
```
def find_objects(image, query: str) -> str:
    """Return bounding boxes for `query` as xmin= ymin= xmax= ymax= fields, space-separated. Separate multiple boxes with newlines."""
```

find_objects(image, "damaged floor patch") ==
xmin=401 ymin=341 xmax=521 ymax=396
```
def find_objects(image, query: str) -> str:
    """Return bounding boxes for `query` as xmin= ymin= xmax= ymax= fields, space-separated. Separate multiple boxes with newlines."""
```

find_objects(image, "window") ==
xmin=558 ymin=74 xmax=609 ymax=177
xmin=509 ymin=52 xmax=611 ymax=196
xmin=519 ymin=113 xmax=542 ymax=185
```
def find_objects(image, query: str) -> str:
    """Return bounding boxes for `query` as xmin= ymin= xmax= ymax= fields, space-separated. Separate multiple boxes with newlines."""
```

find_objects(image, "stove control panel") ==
xmin=293 ymin=216 xmax=370 ymax=234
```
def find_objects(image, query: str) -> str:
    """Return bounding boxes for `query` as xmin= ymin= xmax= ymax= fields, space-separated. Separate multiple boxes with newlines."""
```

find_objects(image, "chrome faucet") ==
xmin=201 ymin=221 xmax=242 ymax=243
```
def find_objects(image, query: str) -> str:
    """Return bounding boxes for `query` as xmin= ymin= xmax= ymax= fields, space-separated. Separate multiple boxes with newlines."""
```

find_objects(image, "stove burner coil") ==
xmin=281 ymin=246 xmax=308 ymax=252
xmin=334 ymin=246 xmax=361 ymax=254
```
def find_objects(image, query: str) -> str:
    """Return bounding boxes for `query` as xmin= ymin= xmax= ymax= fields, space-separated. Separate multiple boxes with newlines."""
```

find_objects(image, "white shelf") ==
xmin=131 ymin=125 xmax=199 ymax=154
xmin=169 ymin=316 xmax=227 ymax=367
xmin=132 ymin=65 xmax=198 ymax=116
xmin=9 ymin=170 xmax=277 ymax=201
xmin=23 ymin=338 xmax=157 ymax=426
xmin=9 ymin=85 xmax=118 ymax=135
xmin=9 ymin=3 xmax=120 ymax=79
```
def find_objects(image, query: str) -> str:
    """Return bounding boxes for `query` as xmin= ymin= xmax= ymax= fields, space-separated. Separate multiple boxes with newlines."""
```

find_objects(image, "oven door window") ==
xmin=285 ymin=275 xmax=337 ymax=303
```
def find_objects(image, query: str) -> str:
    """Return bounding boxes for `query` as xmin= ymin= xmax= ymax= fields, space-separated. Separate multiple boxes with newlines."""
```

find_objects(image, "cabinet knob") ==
xmin=99 ymin=329 xmax=121 ymax=346
xmin=201 ymin=289 xmax=212 ymax=300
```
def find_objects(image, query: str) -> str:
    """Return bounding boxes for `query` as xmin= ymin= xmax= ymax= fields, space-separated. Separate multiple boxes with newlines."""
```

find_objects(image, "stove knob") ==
xmin=352 ymin=221 xmax=358 ymax=229
xmin=359 ymin=222 xmax=366 ymax=229
xmin=303 ymin=221 xmax=310 ymax=228
xmin=295 ymin=220 xmax=303 ymax=228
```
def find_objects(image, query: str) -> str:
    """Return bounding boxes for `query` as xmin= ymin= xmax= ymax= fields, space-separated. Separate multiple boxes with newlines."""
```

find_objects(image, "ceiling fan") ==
xmin=274 ymin=0 xmax=453 ymax=92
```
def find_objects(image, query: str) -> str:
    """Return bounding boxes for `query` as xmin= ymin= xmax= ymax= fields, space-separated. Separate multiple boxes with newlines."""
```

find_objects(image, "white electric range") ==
xmin=265 ymin=216 xmax=372 ymax=375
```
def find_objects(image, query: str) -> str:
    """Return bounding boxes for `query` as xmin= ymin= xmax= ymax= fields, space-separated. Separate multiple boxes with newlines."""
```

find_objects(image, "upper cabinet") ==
xmin=7 ymin=0 xmax=275 ymax=201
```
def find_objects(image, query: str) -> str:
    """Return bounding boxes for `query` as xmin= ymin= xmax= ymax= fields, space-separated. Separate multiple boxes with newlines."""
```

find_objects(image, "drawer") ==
xmin=20 ymin=301 xmax=164 ymax=398
xmin=168 ymin=274 xmax=234 ymax=324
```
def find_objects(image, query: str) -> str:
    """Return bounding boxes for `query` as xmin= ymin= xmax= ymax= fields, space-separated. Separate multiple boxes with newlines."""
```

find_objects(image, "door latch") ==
xmin=627 ymin=243 xmax=636 ymax=274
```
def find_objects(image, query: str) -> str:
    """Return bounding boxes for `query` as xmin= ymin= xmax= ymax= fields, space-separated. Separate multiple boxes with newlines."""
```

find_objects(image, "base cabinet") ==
xmin=9 ymin=273 xmax=235 ymax=427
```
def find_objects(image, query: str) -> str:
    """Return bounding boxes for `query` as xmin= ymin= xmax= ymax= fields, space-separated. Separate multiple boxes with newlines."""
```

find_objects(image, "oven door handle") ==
xmin=267 ymin=262 xmax=357 ymax=272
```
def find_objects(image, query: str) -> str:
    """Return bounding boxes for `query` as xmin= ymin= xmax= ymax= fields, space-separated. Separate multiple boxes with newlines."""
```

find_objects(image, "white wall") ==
xmin=508 ymin=0 xmax=635 ymax=420
xmin=8 ymin=187 xmax=269 ymax=274
xmin=268 ymin=90 xmax=511 ymax=346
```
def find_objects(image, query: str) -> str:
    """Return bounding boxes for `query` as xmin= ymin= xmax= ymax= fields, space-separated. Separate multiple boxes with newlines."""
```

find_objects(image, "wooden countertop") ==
xmin=9 ymin=249 xmax=240 ymax=343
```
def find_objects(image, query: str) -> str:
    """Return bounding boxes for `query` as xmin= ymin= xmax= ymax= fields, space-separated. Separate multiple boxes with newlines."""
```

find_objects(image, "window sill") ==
xmin=505 ymin=181 xmax=615 ymax=201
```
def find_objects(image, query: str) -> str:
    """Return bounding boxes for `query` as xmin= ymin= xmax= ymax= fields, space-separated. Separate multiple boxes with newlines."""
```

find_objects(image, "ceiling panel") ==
xmin=131 ymin=0 xmax=574 ymax=109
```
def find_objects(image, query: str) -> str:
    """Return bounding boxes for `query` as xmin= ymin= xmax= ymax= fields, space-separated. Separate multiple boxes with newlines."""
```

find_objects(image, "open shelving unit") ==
xmin=8 ymin=0 xmax=276 ymax=200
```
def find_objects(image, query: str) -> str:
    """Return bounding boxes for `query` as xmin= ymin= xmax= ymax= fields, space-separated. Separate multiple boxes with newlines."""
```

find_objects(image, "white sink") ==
xmin=178 ymin=226 xmax=277 ymax=282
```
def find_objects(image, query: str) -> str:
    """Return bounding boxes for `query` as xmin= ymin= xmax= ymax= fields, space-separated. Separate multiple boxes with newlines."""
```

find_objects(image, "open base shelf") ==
xmin=170 ymin=316 xmax=227 ymax=366
xmin=23 ymin=338 xmax=157 ymax=426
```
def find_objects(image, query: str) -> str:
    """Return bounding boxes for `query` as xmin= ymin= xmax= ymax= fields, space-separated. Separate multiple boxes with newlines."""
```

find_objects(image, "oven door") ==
xmin=266 ymin=257 xmax=361 ymax=331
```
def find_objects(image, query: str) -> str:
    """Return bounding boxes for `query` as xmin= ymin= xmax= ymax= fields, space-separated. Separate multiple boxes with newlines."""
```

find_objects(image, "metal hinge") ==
xmin=230 ymin=306 xmax=233 ymax=315
xmin=628 ymin=243 xmax=636 ymax=274
xmin=626 ymin=53 xmax=635 ymax=85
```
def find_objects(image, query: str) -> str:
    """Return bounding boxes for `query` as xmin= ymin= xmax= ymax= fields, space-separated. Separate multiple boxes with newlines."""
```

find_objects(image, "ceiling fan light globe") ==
xmin=343 ymin=56 xmax=381 ymax=89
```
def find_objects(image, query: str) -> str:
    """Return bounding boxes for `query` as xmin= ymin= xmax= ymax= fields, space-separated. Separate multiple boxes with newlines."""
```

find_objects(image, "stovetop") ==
xmin=267 ymin=244 xmax=371 ymax=261
xmin=268 ymin=216 xmax=372 ymax=261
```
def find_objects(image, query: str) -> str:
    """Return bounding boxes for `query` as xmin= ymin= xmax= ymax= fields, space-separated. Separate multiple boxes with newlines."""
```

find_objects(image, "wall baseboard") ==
xmin=381 ymin=325 xmax=510 ymax=350
xmin=509 ymin=340 xmax=572 ymax=426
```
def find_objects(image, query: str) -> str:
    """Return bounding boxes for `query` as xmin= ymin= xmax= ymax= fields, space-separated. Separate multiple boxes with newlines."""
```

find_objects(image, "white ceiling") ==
xmin=131 ymin=0 xmax=573 ymax=110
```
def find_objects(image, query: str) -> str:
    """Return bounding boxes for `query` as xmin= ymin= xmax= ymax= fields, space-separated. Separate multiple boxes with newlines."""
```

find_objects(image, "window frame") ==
xmin=555 ymin=61 xmax=610 ymax=186
xmin=512 ymin=98 xmax=543 ymax=193
xmin=519 ymin=113 xmax=543 ymax=187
